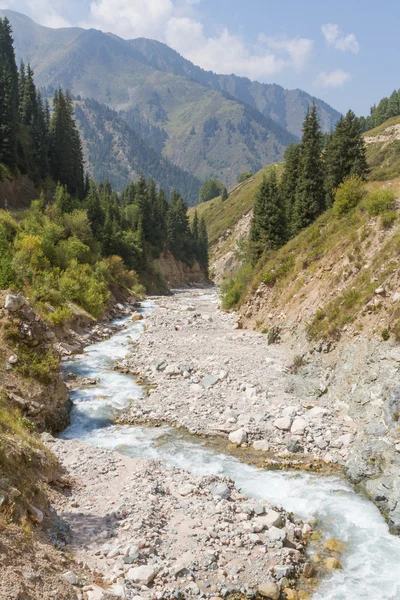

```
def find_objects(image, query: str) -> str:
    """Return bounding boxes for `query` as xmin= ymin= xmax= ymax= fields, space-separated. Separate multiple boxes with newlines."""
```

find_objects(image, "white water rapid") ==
xmin=61 ymin=300 xmax=400 ymax=600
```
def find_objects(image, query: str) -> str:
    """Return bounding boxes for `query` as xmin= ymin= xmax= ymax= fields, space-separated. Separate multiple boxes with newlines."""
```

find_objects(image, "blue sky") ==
xmin=0 ymin=0 xmax=397 ymax=115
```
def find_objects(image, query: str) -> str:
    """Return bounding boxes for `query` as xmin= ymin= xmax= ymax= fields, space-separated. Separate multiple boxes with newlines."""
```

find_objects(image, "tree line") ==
xmin=0 ymin=17 xmax=208 ymax=293
xmin=249 ymin=105 xmax=368 ymax=262
xmin=359 ymin=89 xmax=400 ymax=132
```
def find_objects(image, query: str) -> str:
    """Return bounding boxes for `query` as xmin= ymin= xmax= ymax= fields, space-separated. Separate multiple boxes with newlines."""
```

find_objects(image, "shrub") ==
xmin=332 ymin=176 xmax=364 ymax=216
xmin=267 ymin=325 xmax=281 ymax=345
xmin=380 ymin=210 xmax=397 ymax=230
xmin=59 ymin=259 xmax=109 ymax=318
xmin=288 ymin=354 xmax=307 ymax=373
xmin=365 ymin=189 xmax=395 ymax=216
xmin=221 ymin=263 xmax=253 ymax=310
xmin=381 ymin=328 xmax=390 ymax=341
xmin=99 ymin=255 xmax=144 ymax=296
xmin=17 ymin=346 xmax=60 ymax=384
xmin=262 ymin=255 xmax=295 ymax=287
xmin=237 ymin=171 xmax=253 ymax=183
xmin=43 ymin=305 xmax=73 ymax=326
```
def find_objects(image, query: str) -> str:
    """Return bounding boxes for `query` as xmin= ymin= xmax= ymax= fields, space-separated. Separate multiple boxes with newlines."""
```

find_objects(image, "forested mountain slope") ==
xmin=129 ymin=37 xmax=341 ymax=138
xmin=0 ymin=9 xmax=339 ymax=190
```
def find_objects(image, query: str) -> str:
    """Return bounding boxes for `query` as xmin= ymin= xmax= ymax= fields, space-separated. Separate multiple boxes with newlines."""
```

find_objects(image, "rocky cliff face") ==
xmin=0 ymin=175 xmax=46 ymax=211
xmin=153 ymin=250 xmax=210 ymax=290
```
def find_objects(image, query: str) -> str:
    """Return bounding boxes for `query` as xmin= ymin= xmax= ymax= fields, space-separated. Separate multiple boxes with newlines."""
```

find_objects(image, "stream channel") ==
xmin=60 ymin=298 xmax=400 ymax=599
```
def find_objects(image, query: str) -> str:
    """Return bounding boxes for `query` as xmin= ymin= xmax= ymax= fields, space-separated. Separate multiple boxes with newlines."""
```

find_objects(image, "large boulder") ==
xmin=127 ymin=565 xmax=156 ymax=585
xmin=4 ymin=293 xmax=26 ymax=312
xmin=258 ymin=581 xmax=280 ymax=599
xmin=229 ymin=428 xmax=247 ymax=445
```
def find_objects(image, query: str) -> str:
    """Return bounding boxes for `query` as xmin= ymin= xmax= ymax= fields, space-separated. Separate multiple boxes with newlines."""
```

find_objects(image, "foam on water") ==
xmin=61 ymin=298 xmax=400 ymax=599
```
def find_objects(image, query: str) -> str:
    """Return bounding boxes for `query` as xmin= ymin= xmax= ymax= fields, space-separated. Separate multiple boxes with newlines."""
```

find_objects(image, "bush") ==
xmin=43 ymin=305 xmax=73 ymax=326
xmin=267 ymin=325 xmax=281 ymax=345
xmin=237 ymin=171 xmax=253 ymax=184
xmin=221 ymin=263 xmax=253 ymax=310
xmin=332 ymin=176 xmax=364 ymax=216
xmin=99 ymin=255 xmax=144 ymax=295
xmin=381 ymin=328 xmax=390 ymax=341
xmin=380 ymin=210 xmax=397 ymax=229
xmin=17 ymin=346 xmax=60 ymax=384
xmin=199 ymin=179 xmax=225 ymax=203
xmin=59 ymin=259 xmax=109 ymax=318
xmin=365 ymin=189 xmax=395 ymax=216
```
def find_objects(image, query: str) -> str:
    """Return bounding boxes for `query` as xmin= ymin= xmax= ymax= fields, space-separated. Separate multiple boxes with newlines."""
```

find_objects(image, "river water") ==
xmin=61 ymin=299 xmax=400 ymax=599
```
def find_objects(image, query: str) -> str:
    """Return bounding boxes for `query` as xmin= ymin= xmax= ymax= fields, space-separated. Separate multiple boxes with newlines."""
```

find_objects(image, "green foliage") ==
xmin=359 ymin=89 xmax=400 ymax=132
xmin=380 ymin=210 xmax=397 ymax=229
xmin=365 ymin=189 xmax=395 ymax=216
xmin=381 ymin=328 xmax=390 ymax=341
xmin=332 ymin=176 xmax=365 ymax=216
xmin=238 ymin=171 xmax=253 ymax=183
xmin=221 ymin=186 xmax=228 ymax=202
xmin=262 ymin=254 xmax=295 ymax=286
xmin=59 ymin=260 xmax=109 ymax=318
xmin=249 ymin=169 xmax=286 ymax=262
xmin=16 ymin=346 xmax=59 ymax=383
xmin=221 ymin=262 xmax=253 ymax=309
xmin=43 ymin=305 xmax=73 ymax=326
xmin=267 ymin=325 xmax=281 ymax=345
xmin=199 ymin=179 xmax=225 ymax=204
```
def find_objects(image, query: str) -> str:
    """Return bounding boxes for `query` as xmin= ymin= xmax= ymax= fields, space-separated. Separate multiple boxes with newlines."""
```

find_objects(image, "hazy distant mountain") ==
xmin=1 ymin=9 xmax=340 ymax=193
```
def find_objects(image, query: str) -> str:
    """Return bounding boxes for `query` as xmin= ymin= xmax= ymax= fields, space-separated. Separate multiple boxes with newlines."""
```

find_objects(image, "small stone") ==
xmin=287 ymin=438 xmax=303 ymax=454
xmin=8 ymin=354 xmax=18 ymax=365
xmin=62 ymin=571 xmax=79 ymax=586
xmin=290 ymin=417 xmax=307 ymax=435
xmin=284 ymin=590 xmax=298 ymax=600
xmin=127 ymin=565 xmax=156 ymax=585
xmin=228 ymin=428 xmax=247 ymax=445
xmin=209 ymin=483 xmax=231 ymax=499
xmin=274 ymin=416 xmax=292 ymax=431
xmin=301 ymin=523 xmax=312 ymax=535
xmin=324 ymin=538 xmax=346 ymax=553
xmin=27 ymin=504 xmax=43 ymax=523
xmin=179 ymin=484 xmax=194 ymax=496
xmin=325 ymin=557 xmax=342 ymax=569
xmin=258 ymin=581 xmax=280 ymax=599
xmin=253 ymin=440 xmax=270 ymax=451
xmin=375 ymin=287 xmax=386 ymax=296
xmin=303 ymin=563 xmax=315 ymax=578
xmin=201 ymin=374 xmax=219 ymax=388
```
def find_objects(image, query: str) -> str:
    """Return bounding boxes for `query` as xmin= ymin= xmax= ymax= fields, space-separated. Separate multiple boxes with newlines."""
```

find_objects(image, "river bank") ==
xmin=44 ymin=288 xmax=400 ymax=600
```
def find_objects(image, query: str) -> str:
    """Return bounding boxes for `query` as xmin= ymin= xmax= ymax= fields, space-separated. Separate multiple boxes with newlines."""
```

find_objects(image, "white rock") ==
xmin=228 ymin=428 xmax=247 ymax=445
xmin=165 ymin=365 xmax=181 ymax=376
xmin=290 ymin=417 xmax=307 ymax=435
xmin=127 ymin=565 xmax=156 ymax=585
xmin=392 ymin=292 xmax=400 ymax=304
xmin=8 ymin=354 xmax=18 ymax=364
xmin=307 ymin=406 xmax=326 ymax=418
xmin=4 ymin=293 xmax=26 ymax=312
xmin=253 ymin=440 xmax=270 ymax=451
xmin=62 ymin=571 xmax=78 ymax=585
xmin=273 ymin=416 xmax=292 ymax=431
xmin=267 ymin=526 xmax=286 ymax=541
xmin=335 ymin=433 xmax=353 ymax=447
xmin=261 ymin=510 xmax=285 ymax=529
xmin=178 ymin=484 xmax=194 ymax=496
xmin=302 ymin=523 xmax=312 ymax=535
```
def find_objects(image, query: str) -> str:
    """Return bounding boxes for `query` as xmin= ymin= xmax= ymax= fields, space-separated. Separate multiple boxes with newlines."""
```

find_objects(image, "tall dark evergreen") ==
xmin=249 ymin=169 xmax=286 ymax=262
xmin=293 ymin=104 xmax=325 ymax=232
xmin=49 ymin=89 xmax=84 ymax=198
xmin=324 ymin=110 xmax=368 ymax=206
xmin=280 ymin=143 xmax=301 ymax=236
xmin=0 ymin=17 xmax=19 ymax=169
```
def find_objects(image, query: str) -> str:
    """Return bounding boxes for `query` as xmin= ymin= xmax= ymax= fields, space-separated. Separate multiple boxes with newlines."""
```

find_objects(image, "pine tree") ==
xmin=324 ymin=110 xmax=368 ymax=206
xmin=192 ymin=210 xmax=199 ymax=243
xmin=293 ymin=104 xmax=325 ymax=232
xmin=388 ymin=90 xmax=400 ymax=117
xmin=0 ymin=17 xmax=19 ymax=169
xmin=85 ymin=180 xmax=104 ymax=236
xmin=49 ymin=89 xmax=84 ymax=198
xmin=249 ymin=169 xmax=286 ymax=262
xmin=55 ymin=182 xmax=75 ymax=213
xmin=280 ymin=143 xmax=301 ymax=237
xmin=221 ymin=186 xmax=228 ymax=201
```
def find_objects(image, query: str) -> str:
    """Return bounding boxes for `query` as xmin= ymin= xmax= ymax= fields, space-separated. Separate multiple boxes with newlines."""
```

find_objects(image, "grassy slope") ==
xmin=364 ymin=116 xmax=400 ymax=181
xmin=189 ymin=164 xmax=279 ymax=247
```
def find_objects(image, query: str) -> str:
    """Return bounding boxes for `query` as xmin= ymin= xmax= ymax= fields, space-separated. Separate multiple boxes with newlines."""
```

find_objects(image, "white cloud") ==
xmin=82 ymin=0 xmax=313 ymax=80
xmin=0 ymin=0 xmax=70 ymax=27
xmin=313 ymin=69 xmax=351 ymax=88
xmin=263 ymin=36 xmax=314 ymax=70
xmin=321 ymin=23 xmax=359 ymax=54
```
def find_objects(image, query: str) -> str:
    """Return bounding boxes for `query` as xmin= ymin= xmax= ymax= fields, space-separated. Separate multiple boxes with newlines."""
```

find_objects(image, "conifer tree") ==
xmin=324 ymin=110 xmax=368 ymax=206
xmin=280 ymin=143 xmax=301 ymax=236
xmin=0 ymin=17 xmax=19 ymax=169
xmin=293 ymin=104 xmax=325 ymax=232
xmin=221 ymin=186 xmax=228 ymax=201
xmin=85 ymin=180 xmax=104 ymax=236
xmin=49 ymin=89 xmax=84 ymax=198
xmin=249 ymin=169 xmax=286 ymax=262
xmin=192 ymin=210 xmax=199 ymax=243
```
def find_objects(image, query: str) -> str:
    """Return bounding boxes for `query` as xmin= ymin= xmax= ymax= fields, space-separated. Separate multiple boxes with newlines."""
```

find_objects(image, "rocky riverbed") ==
xmin=45 ymin=435 xmax=313 ymax=600
xmin=119 ymin=290 xmax=357 ymax=466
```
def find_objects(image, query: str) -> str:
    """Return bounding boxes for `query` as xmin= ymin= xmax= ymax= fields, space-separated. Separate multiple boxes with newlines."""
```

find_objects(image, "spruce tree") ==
xmin=221 ymin=186 xmax=228 ymax=201
xmin=85 ymin=180 xmax=104 ymax=236
xmin=249 ymin=169 xmax=286 ymax=262
xmin=293 ymin=104 xmax=325 ymax=232
xmin=0 ymin=17 xmax=19 ymax=169
xmin=280 ymin=143 xmax=301 ymax=237
xmin=324 ymin=110 xmax=368 ymax=206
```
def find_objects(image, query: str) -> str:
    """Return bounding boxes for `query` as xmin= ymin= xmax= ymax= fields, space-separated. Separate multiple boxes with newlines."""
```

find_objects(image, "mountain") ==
xmin=75 ymin=98 xmax=202 ymax=203
xmin=1 ymin=9 xmax=340 ymax=192
xmin=129 ymin=38 xmax=340 ymax=139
